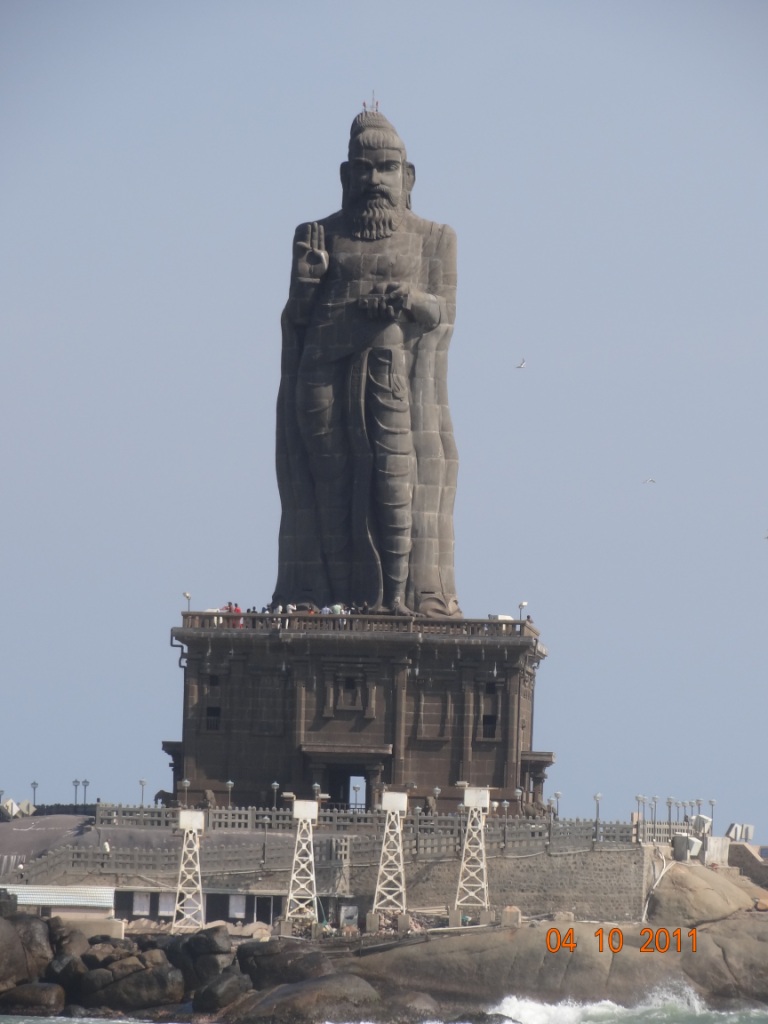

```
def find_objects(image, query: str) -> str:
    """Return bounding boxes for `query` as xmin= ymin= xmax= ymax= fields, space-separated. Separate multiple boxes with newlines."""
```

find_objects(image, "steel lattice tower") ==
xmin=172 ymin=825 xmax=205 ymax=933
xmin=286 ymin=815 xmax=318 ymax=922
xmin=455 ymin=805 xmax=489 ymax=911
xmin=373 ymin=807 xmax=407 ymax=913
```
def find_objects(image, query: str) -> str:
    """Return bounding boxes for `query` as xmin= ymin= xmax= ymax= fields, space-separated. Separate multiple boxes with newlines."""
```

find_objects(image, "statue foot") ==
xmin=389 ymin=598 xmax=416 ymax=616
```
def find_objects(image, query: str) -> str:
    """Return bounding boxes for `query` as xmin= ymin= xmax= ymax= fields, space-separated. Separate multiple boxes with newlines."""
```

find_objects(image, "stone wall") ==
xmin=350 ymin=844 xmax=654 ymax=922
xmin=728 ymin=842 xmax=768 ymax=887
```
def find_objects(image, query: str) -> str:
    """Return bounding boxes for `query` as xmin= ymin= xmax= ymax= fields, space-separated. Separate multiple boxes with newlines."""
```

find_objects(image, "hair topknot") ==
xmin=348 ymin=111 xmax=406 ymax=156
xmin=350 ymin=111 xmax=397 ymax=138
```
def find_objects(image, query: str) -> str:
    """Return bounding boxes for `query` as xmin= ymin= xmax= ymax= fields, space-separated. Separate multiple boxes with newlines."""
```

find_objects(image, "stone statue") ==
xmin=273 ymin=111 xmax=460 ymax=617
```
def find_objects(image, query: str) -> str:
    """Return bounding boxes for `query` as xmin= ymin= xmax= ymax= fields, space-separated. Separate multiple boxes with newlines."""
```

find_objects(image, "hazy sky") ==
xmin=2 ymin=1 xmax=766 ymax=834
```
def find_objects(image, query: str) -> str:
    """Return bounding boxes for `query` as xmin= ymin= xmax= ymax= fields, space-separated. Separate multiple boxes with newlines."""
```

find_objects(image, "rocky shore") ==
xmin=0 ymin=863 xmax=766 ymax=1020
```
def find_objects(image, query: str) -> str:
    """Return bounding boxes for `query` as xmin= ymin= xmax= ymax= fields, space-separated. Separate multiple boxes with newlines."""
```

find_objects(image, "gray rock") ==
xmin=80 ymin=967 xmax=114 ymax=996
xmin=185 ymin=924 xmax=232 ymax=956
xmin=81 ymin=964 xmax=185 ymax=1011
xmin=8 ymin=912 xmax=54 ymax=979
xmin=237 ymin=937 xmax=335 ymax=988
xmin=0 ymin=981 xmax=66 ymax=1014
xmin=684 ymin=913 xmax=768 ymax=1003
xmin=193 ymin=970 xmax=253 ymax=1012
xmin=108 ymin=954 xmax=145 ymax=981
xmin=222 ymin=972 xmax=379 ymax=1022
xmin=54 ymin=924 xmax=90 ymax=959
xmin=648 ymin=862 xmax=753 ymax=926
xmin=45 ymin=952 xmax=88 ymax=990
xmin=0 ymin=917 xmax=28 ymax=993
xmin=82 ymin=942 xmax=130 ymax=969
xmin=139 ymin=947 xmax=170 ymax=969
xmin=388 ymin=989 xmax=441 ymax=1017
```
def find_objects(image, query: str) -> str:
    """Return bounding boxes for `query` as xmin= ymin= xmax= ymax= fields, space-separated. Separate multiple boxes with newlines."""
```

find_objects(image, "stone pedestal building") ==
xmin=165 ymin=612 xmax=553 ymax=812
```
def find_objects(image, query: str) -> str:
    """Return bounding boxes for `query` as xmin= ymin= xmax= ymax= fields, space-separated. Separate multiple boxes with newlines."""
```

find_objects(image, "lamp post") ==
xmin=72 ymin=779 xmax=80 ymax=807
xmin=183 ymin=592 xmax=191 ymax=612
xmin=31 ymin=781 xmax=38 ymax=806
xmin=641 ymin=795 xmax=648 ymax=841
xmin=139 ymin=778 xmax=147 ymax=807
xmin=271 ymin=781 xmax=279 ymax=809
xmin=82 ymin=779 xmax=89 ymax=808
xmin=554 ymin=791 xmax=562 ymax=817
xmin=262 ymin=815 xmax=270 ymax=865
xmin=593 ymin=792 xmax=602 ymax=831
xmin=433 ymin=786 xmax=441 ymax=812
xmin=709 ymin=798 xmax=716 ymax=834
xmin=312 ymin=782 xmax=321 ymax=802
xmin=352 ymin=784 xmax=360 ymax=809
xmin=226 ymin=780 xmax=234 ymax=809
xmin=518 ymin=601 xmax=528 ymax=621
xmin=666 ymin=797 xmax=674 ymax=831
xmin=695 ymin=797 xmax=703 ymax=816
xmin=514 ymin=786 xmax=523 ymax=814
xmin=181 ymin=779 xmax=190 ymax=807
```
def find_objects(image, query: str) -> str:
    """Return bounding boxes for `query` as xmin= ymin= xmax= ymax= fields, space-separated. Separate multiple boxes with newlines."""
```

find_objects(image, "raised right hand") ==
xmin=295 ymin=222 xmax=329 ymax=283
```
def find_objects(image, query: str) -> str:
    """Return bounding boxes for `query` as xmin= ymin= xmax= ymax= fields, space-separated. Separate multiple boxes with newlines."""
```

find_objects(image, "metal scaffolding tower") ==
xmin=373 ymin=791 xmax=408 ymax=913
xmin=172 ymin=809 xmax=206 ymax=933
xmin=455 ymin=788 xmax=490 ymax=912
xmin=286 ymin=799 xmax=319 ymax=923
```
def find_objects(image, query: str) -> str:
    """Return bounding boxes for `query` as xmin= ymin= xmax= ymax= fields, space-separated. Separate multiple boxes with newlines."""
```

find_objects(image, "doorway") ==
xmin=326 ymin=766 xmax=368 ymax=808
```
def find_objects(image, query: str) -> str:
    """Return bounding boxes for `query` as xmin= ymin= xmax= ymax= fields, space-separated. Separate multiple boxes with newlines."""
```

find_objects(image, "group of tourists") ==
xmin=215 ymin=600 xmax=377 ymax=630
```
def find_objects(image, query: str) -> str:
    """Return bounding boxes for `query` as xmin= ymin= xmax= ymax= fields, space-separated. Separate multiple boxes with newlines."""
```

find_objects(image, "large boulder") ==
xmin=351 ymin=926 xmax=686 ymax=1007
xmin=236 ymin=937 xmax=336 ymax=989
xmin=45 ymin=952 xmax=88 ymax=991
xmin=0 ymin=917 xmax=28 ymax=993
xmin=683 ymin=913 xmax=768 ymax=1003
xmin=48 ymin=919 xmax=90 ymax=959
xmin=222 ymin=972 xmax=379 ymax=1022
xmin=80 ymin=964 xmax=185 ymax=1011
xmin=185 ymin=924 xmax=232 ymax=956
xmin=8 ymin=913 xmax=54 ymax=980
xmin=0 ymin=981 xmax=66 ymax=1014
xmin=193 ymin=970 xmax=253 ymax=1012
xmin=166 ymin=931 xmax=235 ymax=992
xmin=648 ymin=863 xmax=753 ymax=926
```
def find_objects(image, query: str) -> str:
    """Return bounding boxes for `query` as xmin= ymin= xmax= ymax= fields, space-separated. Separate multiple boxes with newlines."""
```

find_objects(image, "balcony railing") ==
xmin=177 ymin=611 xmax=540 ymax=640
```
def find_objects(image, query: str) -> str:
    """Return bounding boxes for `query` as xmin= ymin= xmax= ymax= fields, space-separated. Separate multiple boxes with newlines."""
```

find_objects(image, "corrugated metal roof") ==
xmin=4 ymin=885 xmax=115 ymax=908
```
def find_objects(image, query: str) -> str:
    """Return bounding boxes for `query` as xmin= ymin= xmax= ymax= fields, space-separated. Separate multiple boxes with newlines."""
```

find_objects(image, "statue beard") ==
xmin=343 ymin=187 xmax=407 ymax=240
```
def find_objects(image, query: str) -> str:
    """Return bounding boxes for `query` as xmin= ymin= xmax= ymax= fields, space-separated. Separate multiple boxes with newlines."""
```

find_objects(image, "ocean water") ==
xmin=489 ymin=987 xmax=768 ymax=1024
xmin=3 ymin=991 xmax=768 ymax=1024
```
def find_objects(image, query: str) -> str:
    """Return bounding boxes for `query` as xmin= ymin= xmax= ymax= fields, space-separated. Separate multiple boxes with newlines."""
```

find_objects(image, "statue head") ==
xmin=341 ymin=112 xmax=415 ymax=239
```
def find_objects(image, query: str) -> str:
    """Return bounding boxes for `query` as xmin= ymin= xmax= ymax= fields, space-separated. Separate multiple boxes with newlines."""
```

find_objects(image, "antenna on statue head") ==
xmin=362 ymin=91 xmax=379 ymax=113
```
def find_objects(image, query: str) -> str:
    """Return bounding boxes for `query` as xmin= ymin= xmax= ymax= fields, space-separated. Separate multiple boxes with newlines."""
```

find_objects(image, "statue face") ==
xmin=347 ymin=147 xmax=404 ymax=207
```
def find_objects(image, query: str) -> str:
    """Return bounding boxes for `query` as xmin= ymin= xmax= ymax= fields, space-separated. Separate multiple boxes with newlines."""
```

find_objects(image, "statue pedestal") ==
xmin=169 ymin=613 xmax=552 ymax=811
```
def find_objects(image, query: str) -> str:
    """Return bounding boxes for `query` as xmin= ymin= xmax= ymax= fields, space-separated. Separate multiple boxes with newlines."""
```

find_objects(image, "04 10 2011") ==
xmin=546 ymin=927 xmax=698 ymax=953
